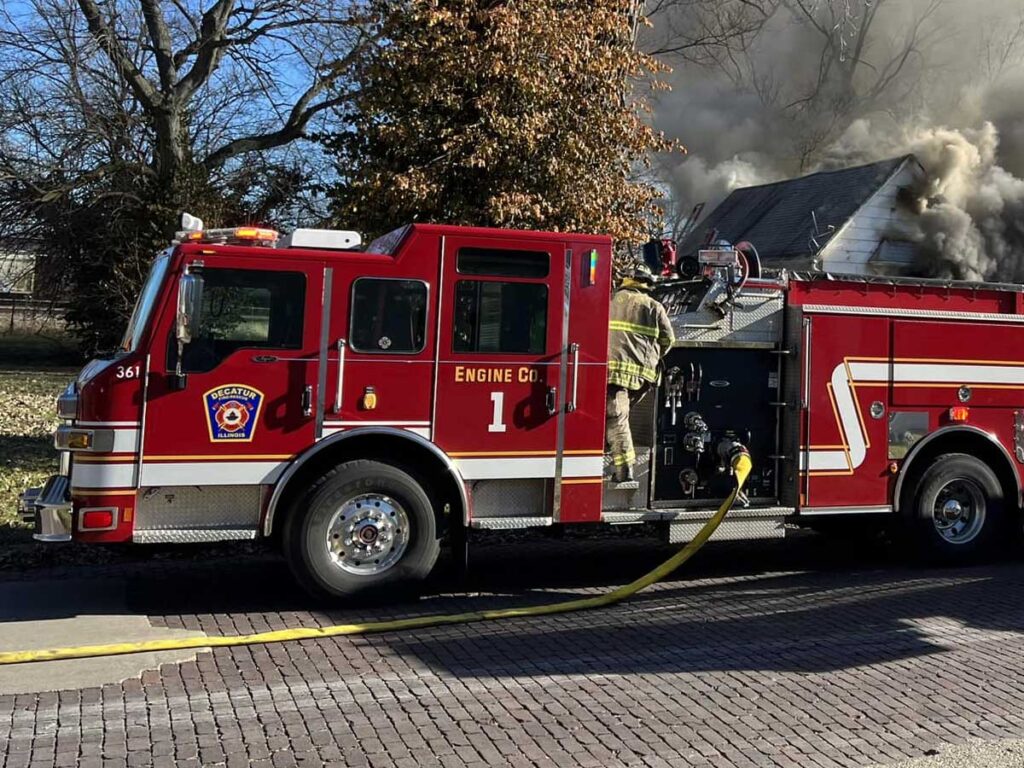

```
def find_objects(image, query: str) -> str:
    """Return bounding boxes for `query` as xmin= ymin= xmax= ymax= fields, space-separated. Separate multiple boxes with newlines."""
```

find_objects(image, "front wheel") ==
xmin=284 ymin=460 xmax=441 ymax=600
xmin=906 ymin=453 xmax=1005 ymax=562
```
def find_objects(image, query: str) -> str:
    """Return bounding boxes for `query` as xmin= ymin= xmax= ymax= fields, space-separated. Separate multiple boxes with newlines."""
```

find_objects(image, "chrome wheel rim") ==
xmin=326 ymin=493 xmax=410 ymax=575
xmin=932 ymin=478 xmax=986 ymax=545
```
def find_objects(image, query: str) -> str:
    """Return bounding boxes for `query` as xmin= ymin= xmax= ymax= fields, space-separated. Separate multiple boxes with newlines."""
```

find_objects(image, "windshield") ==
xmin=120 ymin=252 xmax=171 ymax=352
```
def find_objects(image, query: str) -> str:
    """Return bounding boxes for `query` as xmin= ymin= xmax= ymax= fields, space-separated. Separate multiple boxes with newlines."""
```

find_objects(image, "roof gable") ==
xmin=678 ymin=155 xmax=914 ymax=260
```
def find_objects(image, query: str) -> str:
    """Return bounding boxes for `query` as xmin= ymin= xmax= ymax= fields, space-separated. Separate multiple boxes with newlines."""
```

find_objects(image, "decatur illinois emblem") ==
xmin=204 ymin=384 xmax=264 ymax=442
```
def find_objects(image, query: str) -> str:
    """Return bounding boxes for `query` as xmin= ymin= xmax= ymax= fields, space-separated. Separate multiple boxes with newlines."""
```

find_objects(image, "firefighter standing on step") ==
xmin=607 ymin=264 xmax=675 ymax=484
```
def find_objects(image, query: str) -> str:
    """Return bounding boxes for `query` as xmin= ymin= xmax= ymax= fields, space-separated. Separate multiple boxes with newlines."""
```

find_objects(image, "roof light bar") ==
xmin=174 ymin=226 xmax=280 ymax=246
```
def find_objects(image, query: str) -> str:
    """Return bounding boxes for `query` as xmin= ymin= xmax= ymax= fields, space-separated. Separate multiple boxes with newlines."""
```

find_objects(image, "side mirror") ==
xmin=172 ymin=270 xmax=204 ymax=388
xmin=176 ymin=272 xmax=204 ymax=345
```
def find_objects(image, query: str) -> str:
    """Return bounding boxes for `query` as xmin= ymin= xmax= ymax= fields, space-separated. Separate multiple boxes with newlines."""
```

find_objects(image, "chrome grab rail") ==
xmin=334 ymin=338 xmax=347 ymax=413
xmin=567 ymin=342 xmax=580 ymax=413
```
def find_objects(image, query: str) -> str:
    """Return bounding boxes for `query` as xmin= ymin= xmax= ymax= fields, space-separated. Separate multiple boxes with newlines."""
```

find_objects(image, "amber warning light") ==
xmin=949 ymin=406 xmax=970 ymax=422
xmin=175 ymin=213 xmax=278 ymax=246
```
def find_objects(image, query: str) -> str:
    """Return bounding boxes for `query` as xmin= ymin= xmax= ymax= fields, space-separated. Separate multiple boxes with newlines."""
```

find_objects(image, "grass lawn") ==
xmin=0 ymin=368 xmax=71 ymax=532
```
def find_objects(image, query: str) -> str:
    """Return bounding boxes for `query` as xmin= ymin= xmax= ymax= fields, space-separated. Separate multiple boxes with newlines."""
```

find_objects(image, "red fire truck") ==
xmin=19 ymin=218 xmax=1024 ymax=598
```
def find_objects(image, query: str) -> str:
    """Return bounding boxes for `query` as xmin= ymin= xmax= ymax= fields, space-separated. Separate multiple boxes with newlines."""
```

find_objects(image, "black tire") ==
xmin=905 ymin=453 xmax=1005 ymax=562
xmin=284 ymin=459 xmax=441 ymax=600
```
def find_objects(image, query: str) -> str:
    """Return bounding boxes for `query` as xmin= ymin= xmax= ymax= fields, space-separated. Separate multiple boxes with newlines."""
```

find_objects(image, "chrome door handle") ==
xmin=546 ymin=387 xmax=557 ymax=416
xmin=301 ymin=385 xmax=313 ymax=417
xmin=334 ymin=338 xmax=346 ymax=413
xmin=567 ymin=342 xmax=580 ymax=413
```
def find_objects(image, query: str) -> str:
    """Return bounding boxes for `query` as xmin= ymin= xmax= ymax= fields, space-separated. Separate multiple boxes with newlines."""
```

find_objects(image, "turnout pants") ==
xmin=606 ymin=385 xmax=647 ymax=470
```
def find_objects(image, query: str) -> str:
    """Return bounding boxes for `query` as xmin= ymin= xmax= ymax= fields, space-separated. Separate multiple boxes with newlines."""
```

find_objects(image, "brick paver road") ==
xmin=3 ymin=530 xmax=1024 ymax=768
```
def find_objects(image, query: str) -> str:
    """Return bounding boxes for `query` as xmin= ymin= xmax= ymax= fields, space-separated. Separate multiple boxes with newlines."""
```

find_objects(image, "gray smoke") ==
xmin=651 ymin=0 xmax=1024 ymax=280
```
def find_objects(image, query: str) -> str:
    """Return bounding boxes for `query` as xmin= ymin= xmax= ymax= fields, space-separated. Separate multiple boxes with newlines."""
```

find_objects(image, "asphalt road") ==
xmin=3 ymin=528 xmax=1024 ymax=768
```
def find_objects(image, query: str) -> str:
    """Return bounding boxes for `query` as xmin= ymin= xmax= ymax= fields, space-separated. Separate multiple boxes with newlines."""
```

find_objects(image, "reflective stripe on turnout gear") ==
xmin=612 ymin=450 xmax=636 ymax=466
xmin=609 ymin=320 xmax=660 ymax=339
xmin=608 ymin=359 xmax=658 ymax=381
xmin=607 ymin=286 xmax=674 ymax=391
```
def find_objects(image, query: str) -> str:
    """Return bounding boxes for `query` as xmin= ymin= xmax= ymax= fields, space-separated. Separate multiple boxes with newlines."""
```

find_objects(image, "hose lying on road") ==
xmin=0 ymin=455 xmax=751 ymax=666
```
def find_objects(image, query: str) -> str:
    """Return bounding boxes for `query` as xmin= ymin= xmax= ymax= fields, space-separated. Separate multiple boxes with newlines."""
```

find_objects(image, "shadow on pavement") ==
xmin=2 ymin=528 xmax=1023 ymax=677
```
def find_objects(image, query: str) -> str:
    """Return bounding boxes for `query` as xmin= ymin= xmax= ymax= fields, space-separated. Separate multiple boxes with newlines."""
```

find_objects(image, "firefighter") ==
xmin=606 ymin=263 xmax=675 ymax=484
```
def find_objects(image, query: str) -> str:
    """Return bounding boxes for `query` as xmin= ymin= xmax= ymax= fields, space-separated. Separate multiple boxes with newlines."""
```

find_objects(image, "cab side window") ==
xmin=453 ymin=247 xmax=550 ymax=355
xmin=350 ymin=278 xmax=428 ymax=353
xmin=179 ymin=269 xmax=305 ymax=372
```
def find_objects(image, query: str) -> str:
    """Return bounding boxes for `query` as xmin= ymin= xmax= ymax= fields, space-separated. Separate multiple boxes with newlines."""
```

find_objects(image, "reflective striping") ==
xmin=607 ymin=360 xmax=658 ymax=380
xmin=611 ymin=450 xmax=636 ymax=466
xmin=609 ymin=320 xmax=660 ymax=338
xmin=457 ymin=456 xmax=603 ymax=480
xmin=71 ymin=462 xmax=136 ymax=489
xmin=110 ymin=430 xmax=140 ymax=453
xmin=894 ymin=362 xmax=1024 ymax=385
xmin=325 ymin=420 xmax=431 ymax=427
xmin=564 ymin=456 xmax=604 ymax=477
xmin=71 ymin=488 xmax=136 ymax=497
xmin=143 ymin=454 xmax=291 ymax=461
xmin=75 ymin=421 xmax=140 ymax=428
xmin=140 ymin=462 xmax=286 ymax=486
xmin=805 ymin=358 xmax=1024 ymax=473
xmin=458 ymin=457 xmax=554 ymax=479
xmin=321 ymin=426 xmax=430 ymax=439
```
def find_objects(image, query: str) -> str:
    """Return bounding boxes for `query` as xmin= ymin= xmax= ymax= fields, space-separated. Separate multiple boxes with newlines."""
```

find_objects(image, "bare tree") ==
xmin=641 ymin=0 xmax=779 ymax=65
xmin=2 ymin=0 xmax=369 ymax=185
xmin=0 ymin=0 xmax=371 ymax=350
xmin=707 ymin=0 xmax=945 ymax=167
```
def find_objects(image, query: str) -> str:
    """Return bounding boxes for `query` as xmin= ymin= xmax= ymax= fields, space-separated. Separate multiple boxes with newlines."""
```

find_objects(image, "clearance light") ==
xmin=80 ymin=508 xmax=116 ymax=531
xmin=949 ymin=406 xmax=970 ymax=422
xmin=588 ymin=249 xmax=598 ymax=286
xmin=65 ymin=430 xmax=92 ymax=450
xmin=80 ymin=507 xmax=114 ymax=532
xmin=361 ymin=386 xmax=378 ymax=410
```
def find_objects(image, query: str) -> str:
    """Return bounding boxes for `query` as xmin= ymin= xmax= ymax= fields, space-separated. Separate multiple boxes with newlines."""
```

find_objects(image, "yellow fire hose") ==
xmin=0 ymin=455 xmax=751 ymax=666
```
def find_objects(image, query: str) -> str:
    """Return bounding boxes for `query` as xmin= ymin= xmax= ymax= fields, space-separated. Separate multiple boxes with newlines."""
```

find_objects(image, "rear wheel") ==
xmin=905 ymin=453 xmax=1005 ymax=562
xmin=284 ymin=460 xmax=441 ymax=600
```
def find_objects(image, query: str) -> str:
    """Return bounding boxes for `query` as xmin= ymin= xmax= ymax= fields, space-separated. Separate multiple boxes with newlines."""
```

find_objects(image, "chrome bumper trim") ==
xmin=27 ymin=475 xmax=73 ymax=542
xmin=17 ymin=487 xmax=42 ymax=524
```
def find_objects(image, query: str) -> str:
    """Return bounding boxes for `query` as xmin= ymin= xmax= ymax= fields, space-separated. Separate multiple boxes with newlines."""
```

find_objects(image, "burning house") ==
xmin=678 ymin=155 xmax=929 ymax=277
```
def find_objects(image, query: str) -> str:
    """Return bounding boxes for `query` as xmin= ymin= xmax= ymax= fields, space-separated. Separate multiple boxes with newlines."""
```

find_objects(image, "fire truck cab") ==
xmin=20 ymin=219 xmax=1024 ymax=598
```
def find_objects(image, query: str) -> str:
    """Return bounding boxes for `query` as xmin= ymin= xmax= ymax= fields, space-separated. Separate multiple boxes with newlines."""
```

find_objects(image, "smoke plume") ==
xmin=651 ymin=0 xmax=1024 ymax=280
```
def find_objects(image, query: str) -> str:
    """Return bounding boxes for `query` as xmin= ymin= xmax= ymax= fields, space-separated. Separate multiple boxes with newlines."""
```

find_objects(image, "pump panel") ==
xmin=653 ymin=347 xmax=779 ymax=505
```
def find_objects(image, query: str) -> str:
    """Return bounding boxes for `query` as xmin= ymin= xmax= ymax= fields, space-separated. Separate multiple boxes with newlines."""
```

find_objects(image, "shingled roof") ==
xmin=678 ymin=155 xmax=915 ymax=261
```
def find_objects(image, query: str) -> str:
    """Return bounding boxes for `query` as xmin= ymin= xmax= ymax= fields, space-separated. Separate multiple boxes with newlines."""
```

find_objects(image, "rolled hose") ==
xmin=0 ymin=454 xmax=752 ymax=666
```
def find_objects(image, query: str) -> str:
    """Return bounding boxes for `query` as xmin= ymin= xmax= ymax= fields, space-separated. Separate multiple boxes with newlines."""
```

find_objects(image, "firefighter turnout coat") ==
xmin=607 ymin=283 xmax=675 ymax=391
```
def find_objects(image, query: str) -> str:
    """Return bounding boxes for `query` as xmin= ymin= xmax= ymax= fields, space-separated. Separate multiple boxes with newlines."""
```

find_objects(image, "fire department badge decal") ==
xmin=204 ymin=384 xmax=264 ymax=442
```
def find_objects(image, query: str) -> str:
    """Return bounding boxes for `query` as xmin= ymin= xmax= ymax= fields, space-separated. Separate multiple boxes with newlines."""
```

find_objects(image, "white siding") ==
xmin=818 ymin=161 xmax=925 ymax=275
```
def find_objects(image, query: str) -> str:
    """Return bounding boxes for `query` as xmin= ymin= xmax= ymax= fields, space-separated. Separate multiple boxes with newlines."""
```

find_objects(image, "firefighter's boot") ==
xmin=612 ymin=464 xmax=635 ymax=484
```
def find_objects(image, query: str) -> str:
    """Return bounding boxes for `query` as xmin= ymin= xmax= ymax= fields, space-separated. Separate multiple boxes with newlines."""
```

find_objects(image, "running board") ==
xmin=603 ymin=506 xmax=792 ymax=543
xmin=132 ymin=527 xmax=258 ymax=544
xmin=470 ymin=516 xmax=553 ymax=530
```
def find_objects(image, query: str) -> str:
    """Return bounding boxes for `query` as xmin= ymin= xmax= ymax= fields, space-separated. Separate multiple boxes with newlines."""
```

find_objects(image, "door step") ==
xmin=602 ymin=506 xmax=793 ymax=542
xmin=470 ymin=516 xmax=552 ymax=530
xmin=667 ymin=515 xmax=785 ymax=543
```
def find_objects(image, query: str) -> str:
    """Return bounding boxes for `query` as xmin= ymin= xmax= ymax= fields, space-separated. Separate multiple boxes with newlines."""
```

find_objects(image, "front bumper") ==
xmin=19 ymin=475 xmax=72 ymax=542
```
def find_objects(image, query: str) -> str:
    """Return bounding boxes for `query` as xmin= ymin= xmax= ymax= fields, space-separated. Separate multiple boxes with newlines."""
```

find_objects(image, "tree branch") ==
xmin=139 ymin=0 xmax=176 ymax=90
xmin=203 ymin=83 xmax=353 ymax=168
xmin=174 ymin=0 xmax=234 ymax=103
xmin=75 ymin=0 xmax=161 ymax=109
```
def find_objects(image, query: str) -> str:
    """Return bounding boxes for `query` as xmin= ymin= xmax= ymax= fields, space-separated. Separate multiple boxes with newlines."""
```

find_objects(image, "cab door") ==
xmin=140 ymin=253 xmax=323 ymax=531
xmin=432 ymin=236 xmax=564 ymax=518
